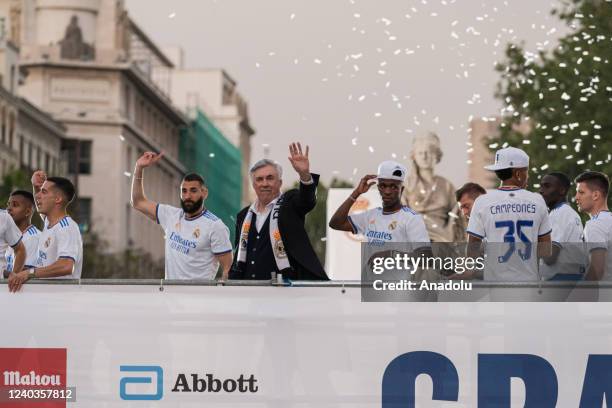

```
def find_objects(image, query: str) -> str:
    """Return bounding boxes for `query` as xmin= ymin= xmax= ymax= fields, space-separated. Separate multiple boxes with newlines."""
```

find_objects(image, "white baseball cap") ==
xmin=377 ymin=161 xmax=407 ymax=181
xmin=484 ymin=147 xmax=530 ymax=171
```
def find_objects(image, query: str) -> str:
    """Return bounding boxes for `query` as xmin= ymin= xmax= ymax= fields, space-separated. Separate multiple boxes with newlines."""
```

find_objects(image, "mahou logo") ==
xmin=0 ymin=348 xmax=66 ymax=408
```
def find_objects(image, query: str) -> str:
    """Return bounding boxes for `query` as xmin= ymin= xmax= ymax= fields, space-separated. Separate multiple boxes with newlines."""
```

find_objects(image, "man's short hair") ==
xmin=494 ymin=168 xmax=514 ymax=181
xmin=249 ymin=159 xmax=283 ymax=180
xmin=455 ymin=182 xmax=486 ymax=202
xmin=10 ymin=190 xmax=35 ymax=206
xmin=46 ymin=177 xmax=76 ymax=204
xmin=575 ymin=171 xmax=610 ymax=197
xmin=547 ymin=172 xmax=571 ymax=193
xmin=182 ymin=172 xmax=206 ymax=187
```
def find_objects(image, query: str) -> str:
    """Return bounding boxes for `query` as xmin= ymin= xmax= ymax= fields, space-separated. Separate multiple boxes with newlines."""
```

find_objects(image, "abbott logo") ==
xmin=119 ymin=365 xmax=163 ymax=401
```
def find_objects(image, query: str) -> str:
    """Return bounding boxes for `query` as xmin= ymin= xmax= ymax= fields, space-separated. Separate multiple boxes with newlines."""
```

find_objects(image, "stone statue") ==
xmin=402 ymin=132 xmax=465 ymax=242
xmin=9 ymin=0 xmax=21 ymax=46
xmin=60 ymin=15 xmax=95 ymax=61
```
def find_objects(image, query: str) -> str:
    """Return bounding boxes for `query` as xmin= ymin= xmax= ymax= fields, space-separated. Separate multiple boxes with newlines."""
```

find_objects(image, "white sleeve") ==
xmin=407 ymin=214 xmax=431 ymax=243
xmin=56 ymin=226 xmax=81 ymax=262
xmin=348 ymin=210 xmax=369 ymax=235
xmin=210 ymin=220 xmax=232 ymax=255
xmin=466 ymin=198 xmax=485 ymax=239
xmin=156 ymin=204 xmax=177 ymax=228
xmin=2 ymin=212 xmax=22 ymax=247
xmin=24 ymin=235 xmax=40 ymax=268
xmin=549 ymin=214 xmax=564 ymax=244
xmin=551 ymin=209 xmax=577 ymax=244
xmin=585 ymin=221 xmax=609 ymax=251
xmin=538 ymin=203 xmax=553 ymax=237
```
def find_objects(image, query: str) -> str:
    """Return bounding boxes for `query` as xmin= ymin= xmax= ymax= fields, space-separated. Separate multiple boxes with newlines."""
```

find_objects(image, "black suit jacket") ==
xmin=230 ymin=173 xmax=328 ymax=280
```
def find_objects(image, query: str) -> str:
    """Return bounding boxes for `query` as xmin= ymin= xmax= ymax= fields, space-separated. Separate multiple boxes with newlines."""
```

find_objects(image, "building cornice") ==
xmin=0 ymin=82 xmax=65 ymax=140
xmin=18 ymin=97 xmax=66 ymax=138
xmin=19 ymin=61 xmax=189 ymax=126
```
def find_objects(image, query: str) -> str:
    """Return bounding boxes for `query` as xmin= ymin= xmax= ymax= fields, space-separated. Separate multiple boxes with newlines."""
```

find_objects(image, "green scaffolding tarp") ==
xmin=180 ymin=109 xmax=241 ymax=241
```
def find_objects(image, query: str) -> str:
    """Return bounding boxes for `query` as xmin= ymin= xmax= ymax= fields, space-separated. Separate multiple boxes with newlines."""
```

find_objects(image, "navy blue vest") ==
xmin=243 ymin=213 xmax=279 ymax=279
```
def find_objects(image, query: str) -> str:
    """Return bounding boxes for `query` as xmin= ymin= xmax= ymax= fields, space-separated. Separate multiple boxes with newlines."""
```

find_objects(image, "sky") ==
xmin=125 ymin=0 xmax=567 ymax=187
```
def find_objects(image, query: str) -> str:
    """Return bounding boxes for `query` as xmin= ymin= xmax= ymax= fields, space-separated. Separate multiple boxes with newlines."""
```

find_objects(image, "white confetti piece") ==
xmin=290 ymin=13 xmax=296 ymax=20
xmin=124 ymin=171 xmax=131 ymax=177
xmin=368 ymin=146 xmax=375 ymax=153
xmin=168 ymin=12 xmax=176 ymax=18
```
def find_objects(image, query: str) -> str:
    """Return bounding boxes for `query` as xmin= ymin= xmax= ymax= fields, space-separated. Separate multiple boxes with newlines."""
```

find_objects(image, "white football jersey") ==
xmin=36 ymin=216 xmax=83 ymax=279
xmin=157 ymin=204 xmax=232 ymax=280
xmin=467 ymin=188 xmax=552 ymax=281
xmin=0 ymin=210 xmax=22 ymax=272
xmin=6 ymin=225 xmax=40 ymax=272
xmin=583 ymin=211 xmax=612 ymax=280
xmin=348 ymin=206 xmax=431 ymax=248
xmin=539 ymin=202 xmax=585 ymax=279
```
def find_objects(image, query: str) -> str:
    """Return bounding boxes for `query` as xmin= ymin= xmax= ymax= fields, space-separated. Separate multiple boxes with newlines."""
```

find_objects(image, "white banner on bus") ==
xmin=1 ymin=284 xmax=611 ymax=407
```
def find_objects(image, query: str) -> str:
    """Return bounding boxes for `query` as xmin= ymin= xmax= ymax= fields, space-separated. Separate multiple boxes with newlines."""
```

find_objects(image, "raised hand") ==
xmin=31 ymin=170 xmax=47 ymax=190
xmin=353 ymin=175 xmax=377 ymax=197
xmin=288 ymin=142 xmax=310 ymax=179
xmin=136 ymin=151 xmax=164 ymax=169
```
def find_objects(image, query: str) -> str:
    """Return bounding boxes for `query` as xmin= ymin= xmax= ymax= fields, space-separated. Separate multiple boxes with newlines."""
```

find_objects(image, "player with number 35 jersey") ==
xmin=466 ymin=147 xmax=552 ymax=281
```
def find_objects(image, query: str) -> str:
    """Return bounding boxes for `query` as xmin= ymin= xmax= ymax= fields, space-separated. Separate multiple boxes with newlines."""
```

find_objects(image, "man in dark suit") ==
xmin=230 ymin=142 xmax=328 ymax=280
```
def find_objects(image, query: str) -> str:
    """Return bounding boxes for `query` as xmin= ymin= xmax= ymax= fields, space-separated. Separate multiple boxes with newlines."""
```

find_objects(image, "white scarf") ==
xmin=237 ymin=194 xmax=291 ymax=271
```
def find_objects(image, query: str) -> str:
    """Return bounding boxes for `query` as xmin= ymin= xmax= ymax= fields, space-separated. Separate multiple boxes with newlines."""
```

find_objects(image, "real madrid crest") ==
xmin=193 ymin=227 xmax=201 ymax=239
xmin=275 ymin=240 xmax=287 ymax=258
xmin=45 ymin=237 xmax=52 ymax=248
xmin=389 ymin=220 xmax=398 ymax=230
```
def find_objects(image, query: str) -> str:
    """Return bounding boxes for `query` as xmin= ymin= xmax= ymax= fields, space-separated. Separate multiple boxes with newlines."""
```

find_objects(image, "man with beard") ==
xmin=131 ymin=152 xmax=232 ymax=280
xmin=455 ymin=182 xmax=486 ymax=221
xmin=538 ymin=172 xmax=585 ymax=280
